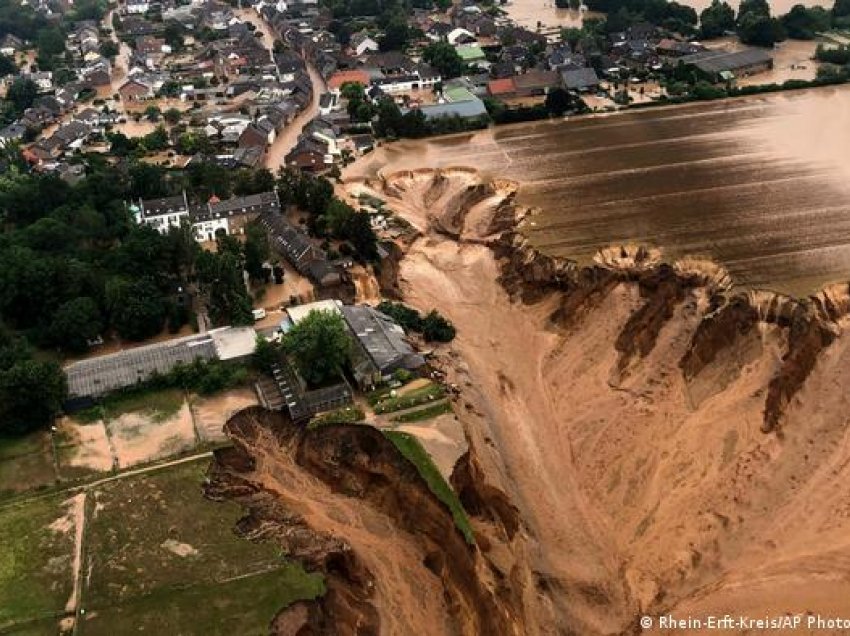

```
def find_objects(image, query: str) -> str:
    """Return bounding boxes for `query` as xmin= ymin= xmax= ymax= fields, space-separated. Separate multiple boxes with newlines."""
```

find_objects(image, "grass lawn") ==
xmin=390 ymin=400 xmax=452 ymax=423
xmin=75 ymin=388 xmax=185 ymax=424
xmin=383 ymin=431 xmax=474 ymax=544
xmin=80 ymin=566 xmax=322 ymax=636
xmin=0 ymin=495 xmax=75 ymax=630
xmin=308 ymin=406 xmax=366 ymax=429
xmin=0 ymin=433 xmax=57 ymax=499
xmin=82 ymin=459 xmax=323 ymax=631
xmin=373 ymin=383 xmax=445 ymax=414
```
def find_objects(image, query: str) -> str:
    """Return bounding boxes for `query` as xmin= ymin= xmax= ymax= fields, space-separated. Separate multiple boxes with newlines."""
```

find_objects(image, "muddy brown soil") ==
xmin=207 ymin=167 xmax=850 ymax=635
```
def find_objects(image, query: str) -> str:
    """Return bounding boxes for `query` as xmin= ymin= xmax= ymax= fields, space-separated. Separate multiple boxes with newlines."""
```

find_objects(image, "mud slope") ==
xmin=338 ymin=169 xmax=850 ymax=633
xmin=204 ymin=407 xmax=542 ymax=636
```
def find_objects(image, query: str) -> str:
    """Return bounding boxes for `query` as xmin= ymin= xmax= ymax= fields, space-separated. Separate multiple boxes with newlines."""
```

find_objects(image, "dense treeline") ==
xmin=585 ymin=0 xmax=698 ymax=33
xmin=377 ymin=301 xmax=456 ymax=342
xmin=0 ymin=156 xmax=379 ymax=434
xmin=277 ymin=169 xmax=380 ymax=262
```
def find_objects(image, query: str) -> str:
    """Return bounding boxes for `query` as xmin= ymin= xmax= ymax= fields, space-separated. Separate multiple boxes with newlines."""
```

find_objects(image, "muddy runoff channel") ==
xmin=206 ymin=168 xmax=850 ymax=634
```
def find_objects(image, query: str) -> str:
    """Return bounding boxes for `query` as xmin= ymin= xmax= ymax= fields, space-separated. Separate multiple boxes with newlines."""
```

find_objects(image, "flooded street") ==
xmin=347 ymin=86 xmax=850 ymax=296
xmin=235 ymin=8 xmax=325 ymax=171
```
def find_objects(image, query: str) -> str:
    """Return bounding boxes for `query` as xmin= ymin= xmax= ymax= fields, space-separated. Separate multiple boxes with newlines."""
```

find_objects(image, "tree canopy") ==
xmin=699 ymin=0 xmax=736 ymax=38
xmin=283 ymin=310 xmax=351 ymax=386
xmin=422 ymin=42 xmax=465 ymax=78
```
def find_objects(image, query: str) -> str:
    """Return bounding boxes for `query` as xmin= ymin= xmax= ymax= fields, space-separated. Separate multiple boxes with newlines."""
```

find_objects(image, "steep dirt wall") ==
xmin=204 ymin=407 xmax=528 ymax=636
xmin=338 ymin=167 xmax=850 ymax=634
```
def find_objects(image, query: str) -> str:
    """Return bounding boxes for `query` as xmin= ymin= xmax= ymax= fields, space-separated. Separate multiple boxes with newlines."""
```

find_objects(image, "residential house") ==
xmin=656 ymin=38 xmax=704 ymax=58
xmin=0 ymin=123 xmax=28 ymax=147
xmin=341 ymin=304 xmax=425 ymax=389
xmin=560 ymin=67 xmax=600 ymax=92
xmin=133 ymin=192 xmax=191 ymax=233
xmin=350 ymin=31 xmax=379 ymax=57
xmin=447 ymin=27 xmax=476 ymax=45
xmin=513 ymin=69 xmax=559 ymax=96
xmin=118 ymin=78 xmax=153 ymax=101
xmin=285 ymin=137 xmax=329 ymax=173
xmin=0 ymin=34 xmax=24 ymax=57
xmin=412 ymin=97 xmax=488 ymax=121
xmin=125 ymin=0 xmax=151 ymax=14
xmin=190 ymin=190 xmax=281 ymax=241
xmin=454 ymin=44 xmax=486 ymax=66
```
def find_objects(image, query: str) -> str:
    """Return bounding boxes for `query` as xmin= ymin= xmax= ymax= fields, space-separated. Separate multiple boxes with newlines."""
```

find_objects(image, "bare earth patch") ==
xmin=56 ymin=417 xmax=114 ymax=475
xmin=108 ymin=402 xmax=196 ymax=468
xmin=191 ymin=388 xmax=259 ymax=444
xmin=160 ymin=539 xmax=199 ymax=558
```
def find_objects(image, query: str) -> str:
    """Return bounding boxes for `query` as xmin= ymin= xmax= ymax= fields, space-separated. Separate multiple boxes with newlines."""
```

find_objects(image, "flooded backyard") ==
xmin=347 ymin=85 xmax=850 ymax=296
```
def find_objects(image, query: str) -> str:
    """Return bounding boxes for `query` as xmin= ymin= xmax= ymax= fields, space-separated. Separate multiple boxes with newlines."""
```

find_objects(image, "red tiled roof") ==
xmin=487 ymin=78 xmax=516 ymax=96
xmin=328 ymin=69 xmax=371 ymax=90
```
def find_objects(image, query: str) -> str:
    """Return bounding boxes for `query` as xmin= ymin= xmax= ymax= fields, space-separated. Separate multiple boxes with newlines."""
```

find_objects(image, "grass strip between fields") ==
xmin=383 ymin=431 xmax=474 ymax=545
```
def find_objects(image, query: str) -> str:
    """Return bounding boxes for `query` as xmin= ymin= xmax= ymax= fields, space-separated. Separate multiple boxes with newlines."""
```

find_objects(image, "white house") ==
xmin=447 ymin=28 xmax=475 ymax=45
xmin=351 ymin=32 xmax=379 ymax=57
xmin=125 ymin=0 xmax=150 ymax=14
xmin=133 ymin=193 xmax=190 ymax=234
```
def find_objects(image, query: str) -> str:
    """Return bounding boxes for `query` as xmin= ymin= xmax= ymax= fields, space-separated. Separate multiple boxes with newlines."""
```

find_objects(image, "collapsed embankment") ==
xmin=339 ymin=167 xmax=850 ymax=633
xmin=204 ymin=407 xmax=532 ymax=636
xmin=207 ymin=167 xmax=850 ymax=635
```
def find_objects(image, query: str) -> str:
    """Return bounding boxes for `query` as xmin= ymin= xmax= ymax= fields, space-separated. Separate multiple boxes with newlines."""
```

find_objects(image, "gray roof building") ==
xmin=412 ymin=97 xmax=488 ymax=121
xmin=341 ymin=304 xmax=425 ymax=388
xmin=64 ymin=327 xmax=256 ymax=400
xmin=680 ymin=48 xmax=773 ymax=79
xmin=560 ymin=67 xmax=600 ymax=91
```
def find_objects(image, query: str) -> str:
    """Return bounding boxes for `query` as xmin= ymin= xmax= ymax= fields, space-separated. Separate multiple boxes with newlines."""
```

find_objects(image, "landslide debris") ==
xmin=204 ymin=407 xmax=526 ymax=636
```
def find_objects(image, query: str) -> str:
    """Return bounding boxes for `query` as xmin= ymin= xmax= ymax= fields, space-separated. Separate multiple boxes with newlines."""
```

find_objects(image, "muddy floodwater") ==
xmin=348 ymin=86 xmax=850 ymax=296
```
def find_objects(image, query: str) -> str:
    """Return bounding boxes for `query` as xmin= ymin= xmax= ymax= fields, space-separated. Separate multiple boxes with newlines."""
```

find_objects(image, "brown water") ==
xmin=348 ymin=86 xmax=850 ymax=295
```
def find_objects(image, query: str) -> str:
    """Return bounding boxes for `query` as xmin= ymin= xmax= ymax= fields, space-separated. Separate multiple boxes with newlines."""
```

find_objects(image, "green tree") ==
xmin=738 ymin=11 xmax=785 ymax=45
xmin=700 ymin=0 xmax=736 ymax=38
xmin=163 ymin=107 xmax=181 ymax=125
xmin=144 ymin=105 xmax=162 ymax=122
xmin=49 ymin=297 xmax=103 ymax=352
xmin=0 ymin=358 xmax=66 ymax=435
xmin=737 ymin=0 xmax=770 ymax=20
xmin=110 ymin=278 xmax=167 ymax=341
xmin=545 ymin=87 xmax=573 ymax=115
xmin=781 ymin=4 xmax=832 ymax=39
xmin=283 ymin=310 xmax=350 ymax=386
xmin=196 ymin=250 xmax=253 ymax=326
xmin=244 ymin=224 xmax=270 ymax=282
xmin=100 ymin=40 xmax=120 ymax=59
xmin=0 ymin=53 xmax=16 ymax=77
xmin=37 ymin=26 xmax=65 ymax=59
xmin=834 ymin=0 xmax=850 ymax=17
xmin=421 ymin=310 xmax=456 ymax=342
xmin=422 ymin=42 xmax=465 ymax=78
xmin=6 ymin=78 xmax=38 ymax=114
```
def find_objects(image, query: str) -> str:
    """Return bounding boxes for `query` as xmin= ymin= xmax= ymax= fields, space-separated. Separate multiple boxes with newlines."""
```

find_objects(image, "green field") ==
xmin=390 ymin=400 xmax=452 ymax=423
xmin=80 ymin=459 xmax=323 ymax=634
xmin=0 ymin=433 xmax=56 ymax=499
xmin=74 ymin=388 xmax=186 ymax=424
xmin=0 ymin=495 xmax=76 ymax=631
xmin=80 ymin=566 xmax=320 ymax=636
xmin=372 ymin=383 xmax=445 ymax=414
